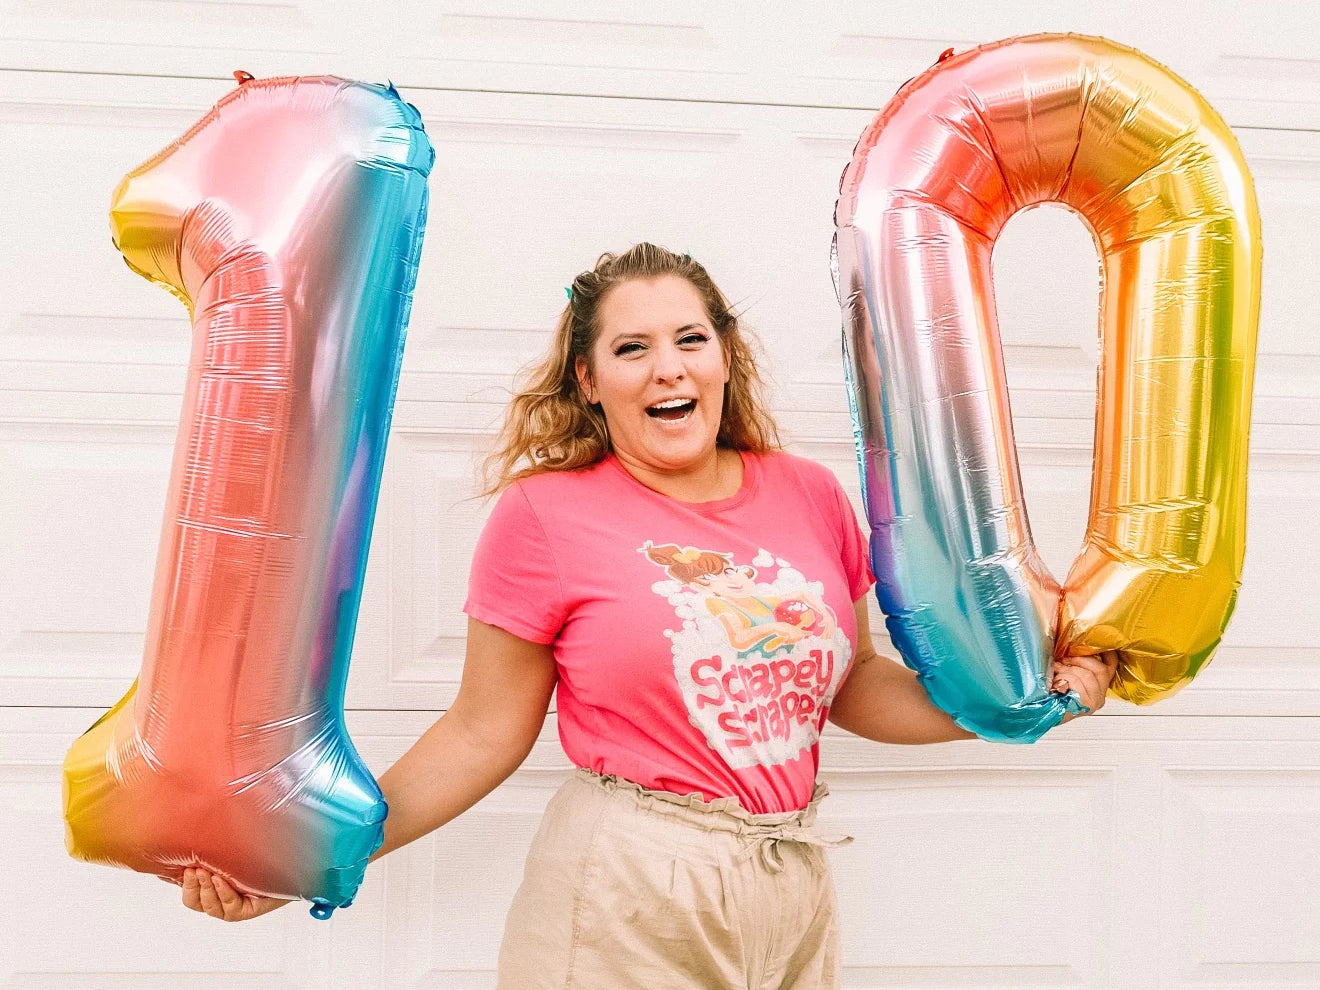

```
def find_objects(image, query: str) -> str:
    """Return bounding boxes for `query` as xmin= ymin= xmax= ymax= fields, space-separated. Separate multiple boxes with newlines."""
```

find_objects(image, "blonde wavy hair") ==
xmin=481 ymin=243 xmax=782 ymax=494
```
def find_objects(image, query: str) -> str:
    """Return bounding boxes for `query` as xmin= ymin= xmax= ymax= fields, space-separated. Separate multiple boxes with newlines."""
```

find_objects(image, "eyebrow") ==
xmin=608 ymin=323 xmax=708 ymax=347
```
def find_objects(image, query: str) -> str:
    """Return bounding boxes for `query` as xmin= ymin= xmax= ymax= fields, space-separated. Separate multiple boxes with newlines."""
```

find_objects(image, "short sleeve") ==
xmin=463 ymin=483 xmax=566 ymax=645
xmin=830 ymin=471 xmax=876 ymax=601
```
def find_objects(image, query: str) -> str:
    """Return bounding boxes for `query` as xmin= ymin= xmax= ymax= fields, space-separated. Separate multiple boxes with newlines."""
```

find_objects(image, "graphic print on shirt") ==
xmin=640 ymin=541 xmax=852 ymax=770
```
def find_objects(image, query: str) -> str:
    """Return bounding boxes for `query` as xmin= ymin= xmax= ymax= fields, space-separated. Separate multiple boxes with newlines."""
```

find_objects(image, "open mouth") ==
xmin=646 ymin=398 xmax=696 ymax=421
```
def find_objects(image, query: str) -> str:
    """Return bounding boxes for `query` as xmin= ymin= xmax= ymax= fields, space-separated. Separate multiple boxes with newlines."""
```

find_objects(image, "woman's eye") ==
xmin=615 ymin=342 xmax=643 ymax=356
xmin=680 ymin=333 xmax=708 ymax=346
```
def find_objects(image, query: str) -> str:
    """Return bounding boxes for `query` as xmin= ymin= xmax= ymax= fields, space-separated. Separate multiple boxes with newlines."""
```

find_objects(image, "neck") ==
xmin=613 ymin=447 xmax=742 ymax=503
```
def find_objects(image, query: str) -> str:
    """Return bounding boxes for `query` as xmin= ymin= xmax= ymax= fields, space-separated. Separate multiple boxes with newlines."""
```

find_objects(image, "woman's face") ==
xmin=576 ymin=275 xmax=730 ymax=475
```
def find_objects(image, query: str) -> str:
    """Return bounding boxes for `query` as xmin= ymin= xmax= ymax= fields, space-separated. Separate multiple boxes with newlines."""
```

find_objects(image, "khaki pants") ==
xmin=496 ymin=767 xmax=851 ymax=990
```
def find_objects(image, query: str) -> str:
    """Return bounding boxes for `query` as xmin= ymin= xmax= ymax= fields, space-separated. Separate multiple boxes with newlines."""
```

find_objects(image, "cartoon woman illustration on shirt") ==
xmin=640 ymin=541 xmax=837 ymax=659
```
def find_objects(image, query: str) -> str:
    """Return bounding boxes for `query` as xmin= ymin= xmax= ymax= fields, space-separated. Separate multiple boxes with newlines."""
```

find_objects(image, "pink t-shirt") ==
xmin=463 ymin=449 xmax=875 ymax=814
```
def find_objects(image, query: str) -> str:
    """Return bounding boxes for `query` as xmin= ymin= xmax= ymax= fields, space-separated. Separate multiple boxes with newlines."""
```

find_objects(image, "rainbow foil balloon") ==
xmin=834 ymin=35 xmax=1260 ymax=740
xmin=62 ymin=72 xmax=433 ymax=915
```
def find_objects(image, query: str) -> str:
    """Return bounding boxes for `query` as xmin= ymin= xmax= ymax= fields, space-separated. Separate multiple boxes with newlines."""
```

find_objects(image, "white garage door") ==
xmin=2 ymin=3 xmax=1318 ymax=987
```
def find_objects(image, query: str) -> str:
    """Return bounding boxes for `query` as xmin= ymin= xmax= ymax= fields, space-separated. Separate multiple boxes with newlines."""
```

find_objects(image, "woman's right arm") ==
xmin=182 ymin=616 xmax=557 ymax=921
xmin=370 ymin=616 xmax=558 ymax=860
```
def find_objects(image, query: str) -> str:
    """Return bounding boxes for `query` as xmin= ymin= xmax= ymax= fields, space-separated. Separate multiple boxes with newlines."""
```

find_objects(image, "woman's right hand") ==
xmin=180 ymin=867 xmax=292 ymax=922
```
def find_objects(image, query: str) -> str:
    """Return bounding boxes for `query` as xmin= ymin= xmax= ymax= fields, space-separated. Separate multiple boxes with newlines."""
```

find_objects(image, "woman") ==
xmin=179 ymin=244 xmax=1117 ymax=988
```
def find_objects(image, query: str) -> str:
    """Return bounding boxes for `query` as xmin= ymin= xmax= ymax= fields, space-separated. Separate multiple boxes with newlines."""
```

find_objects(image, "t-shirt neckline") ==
xmin=605 ymin=449 xmax=759 ymax=513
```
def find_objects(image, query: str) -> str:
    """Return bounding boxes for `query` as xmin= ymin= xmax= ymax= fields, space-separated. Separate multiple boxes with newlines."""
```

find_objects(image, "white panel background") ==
xmin=2 ymin=2 xmax=1318 ymax=987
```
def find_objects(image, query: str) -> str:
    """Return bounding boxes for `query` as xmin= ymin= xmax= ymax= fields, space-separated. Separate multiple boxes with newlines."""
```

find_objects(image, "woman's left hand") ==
xmin=1053 ymin=651 xmax=1121 ymax=720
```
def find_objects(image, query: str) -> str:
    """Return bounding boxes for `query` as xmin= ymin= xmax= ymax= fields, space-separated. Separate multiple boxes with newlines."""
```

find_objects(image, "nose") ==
xmin=652 ymin=340 xmax=686 ymax=383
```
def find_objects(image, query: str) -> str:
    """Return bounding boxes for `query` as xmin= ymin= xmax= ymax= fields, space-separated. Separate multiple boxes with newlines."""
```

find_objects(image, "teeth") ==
xmin=650 ymin=398 xmax=692 ymax=410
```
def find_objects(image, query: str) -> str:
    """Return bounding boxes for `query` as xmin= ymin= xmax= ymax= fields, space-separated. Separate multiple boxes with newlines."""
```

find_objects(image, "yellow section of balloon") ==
xmin=1051 ymin=43 xmax=1261 ymax=703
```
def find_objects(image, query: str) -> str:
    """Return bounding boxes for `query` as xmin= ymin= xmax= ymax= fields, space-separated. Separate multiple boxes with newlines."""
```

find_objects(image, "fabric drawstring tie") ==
xmin=582 ymin=768 xmax=851 ymax=874
xmin=734 ymin=824 xmax=853 ymax=874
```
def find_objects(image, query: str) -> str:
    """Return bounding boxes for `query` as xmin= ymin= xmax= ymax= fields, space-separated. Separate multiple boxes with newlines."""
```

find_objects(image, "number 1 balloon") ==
xmin=834 ymin=35 xmax=1260 ymax=740
xmin=62 ymin=72 xmax=433 ymax=915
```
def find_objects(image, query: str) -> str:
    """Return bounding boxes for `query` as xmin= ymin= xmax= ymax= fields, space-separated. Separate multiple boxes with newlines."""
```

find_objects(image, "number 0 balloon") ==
xmin=62 ymin=73 xmax=433 ymax=914
xmin=834 ymin=35 xmax=1260 ymax=739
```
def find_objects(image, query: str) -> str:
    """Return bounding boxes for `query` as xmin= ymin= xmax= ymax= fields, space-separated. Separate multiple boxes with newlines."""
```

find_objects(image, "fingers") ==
xmin=182 ymin=867 xmax=202 ymax=911
xmin=1052 ymin=650 xmax=1123 ymax=727
xmin=196 ymin=869 xmax=223 ymax=917
xmin=1057 ymin=653 xmax=1113 ymax=679
xmin=1053 ymin=658 xmax=1110 ymax=714
xmin=211 ymin=874 xmax=245 ymax=919
xmin=181 ymin=867 xmax=294 ymax=921
xmin=183 ymin=867 xmax=241 ymax=921
xmin=1053 ymin=660 xmax=1101 ymax=691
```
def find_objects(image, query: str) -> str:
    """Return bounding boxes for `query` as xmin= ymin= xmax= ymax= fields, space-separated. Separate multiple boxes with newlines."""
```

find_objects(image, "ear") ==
xmin=574 ymin=355 xmax=594 ymax=403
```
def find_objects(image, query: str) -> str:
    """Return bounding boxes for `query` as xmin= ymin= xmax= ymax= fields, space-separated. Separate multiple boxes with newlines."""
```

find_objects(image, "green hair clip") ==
xmin=564 ymin=286 xmax=573 ymax=300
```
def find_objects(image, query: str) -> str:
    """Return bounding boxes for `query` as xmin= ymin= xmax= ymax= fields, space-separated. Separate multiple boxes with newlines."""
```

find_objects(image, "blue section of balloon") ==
xmin=308 ymin=87 xmax=433 ymax=910
xmin=839 ymin=328 xmax=1083 ymax=744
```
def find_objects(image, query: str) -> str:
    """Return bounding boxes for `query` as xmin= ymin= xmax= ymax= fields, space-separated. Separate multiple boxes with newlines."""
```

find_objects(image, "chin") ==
xmin=631 ymin=441 xmax=708 ymax=469
xmin=658 ymin=435 xmax=717 ymax=461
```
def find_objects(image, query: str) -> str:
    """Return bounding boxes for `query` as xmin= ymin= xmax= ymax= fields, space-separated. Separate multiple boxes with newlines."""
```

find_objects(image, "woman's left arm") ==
xmin=826 ymin=597 xmax=1118 ymax=744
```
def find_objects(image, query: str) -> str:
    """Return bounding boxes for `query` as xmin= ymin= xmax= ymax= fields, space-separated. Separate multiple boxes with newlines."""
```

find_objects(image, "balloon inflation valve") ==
xmin=309 ymin=901 xmax=336 ymax=920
